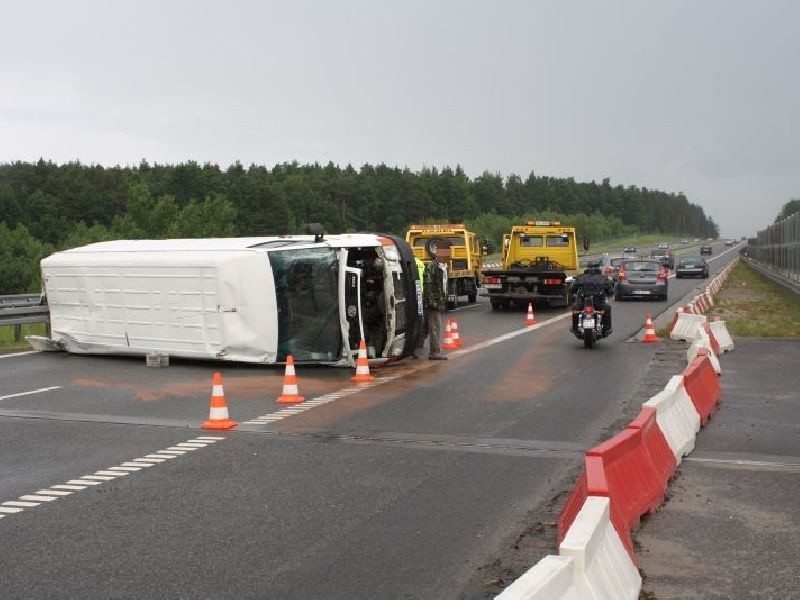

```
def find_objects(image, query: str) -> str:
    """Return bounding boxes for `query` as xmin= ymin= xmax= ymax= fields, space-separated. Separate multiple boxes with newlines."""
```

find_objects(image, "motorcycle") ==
xmin=572 ymin=293 xmax=610 ymax=349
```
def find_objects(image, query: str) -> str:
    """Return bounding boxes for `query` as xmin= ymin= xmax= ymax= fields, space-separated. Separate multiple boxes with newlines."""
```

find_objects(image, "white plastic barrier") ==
xmin=558 ymin=496 xmax=641 ymax=599
xmin=687 ymin=332 xmax=722 ymax=375
xmin=670 ymin=312 xmax=707 ymax=342
xmin=704 ymin=287 xmax=714 ymax=307
xmin=643 ymin=375 xmax=701 ymax=462
xmin=495 ymin=555 xmax=580 ymax=600
xmin=709 ymin=320 xmax=734 ymax=352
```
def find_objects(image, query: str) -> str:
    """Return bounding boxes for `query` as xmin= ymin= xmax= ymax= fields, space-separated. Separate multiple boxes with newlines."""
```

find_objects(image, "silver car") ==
xmin=615 ymin=259 xmax=668 ymax=301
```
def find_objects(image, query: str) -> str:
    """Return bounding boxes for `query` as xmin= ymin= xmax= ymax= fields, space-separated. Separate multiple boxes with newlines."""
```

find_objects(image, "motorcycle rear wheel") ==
xmin=583 ymin=329 xmax=595 ymax=349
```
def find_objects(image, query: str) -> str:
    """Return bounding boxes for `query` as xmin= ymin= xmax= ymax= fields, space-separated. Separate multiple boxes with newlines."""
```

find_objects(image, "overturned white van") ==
xmin=37 ymin=231 xmax=424 ymax=366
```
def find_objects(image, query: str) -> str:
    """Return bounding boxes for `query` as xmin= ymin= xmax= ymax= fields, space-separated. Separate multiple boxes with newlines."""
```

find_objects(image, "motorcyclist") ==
xmin=571 ymin=262 xmax=614 ymax=335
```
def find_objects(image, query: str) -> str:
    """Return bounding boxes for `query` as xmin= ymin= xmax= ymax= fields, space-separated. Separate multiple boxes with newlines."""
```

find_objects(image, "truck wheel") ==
xmin=425 ymin=238 xmax=446 ymax=259
xmin=490 ymin=301 xmax=505 ymax=310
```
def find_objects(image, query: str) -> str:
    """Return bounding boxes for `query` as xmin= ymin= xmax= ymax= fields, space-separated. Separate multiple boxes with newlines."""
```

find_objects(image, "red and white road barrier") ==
xmin=670 ymin=312 xmax=707 ymax=342
xmin=643 ymin=375 xmax=700 ymax=462
xmin=709 ymin=319 xmax=734 ymax=352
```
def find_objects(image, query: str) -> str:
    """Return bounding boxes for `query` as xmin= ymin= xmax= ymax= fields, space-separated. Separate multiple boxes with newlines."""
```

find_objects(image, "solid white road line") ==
xmin=0 ymin=350 xmax=40 ymax=359
xmin=0 ymin=386 xmax=61 ymax=401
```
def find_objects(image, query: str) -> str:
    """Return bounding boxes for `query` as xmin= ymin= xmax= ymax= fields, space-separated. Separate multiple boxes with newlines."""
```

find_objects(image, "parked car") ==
xmin=657 ymin=242 xmax=669 ymax=250
xmin=675 ymin=255 xmax=709 ymax=278
xmin=615 ymin=259 xmax=669 ymax=301
xmin=648 ymin=247 xmax=675 ymax=270
xmin=623 ymin=246 xmax=637 ymax=254
xmin=700 ymin=245 xmax=713 ymax=255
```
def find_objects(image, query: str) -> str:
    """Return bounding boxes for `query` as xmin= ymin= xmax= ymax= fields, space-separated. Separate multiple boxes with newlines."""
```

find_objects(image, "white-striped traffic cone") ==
xmin=351 ymin=340 xmax=375 ymax=383
xmin=202 ymin=372 xmax=237 ymax=430
xmin=277 ymin=355 xmax=305 ymax=403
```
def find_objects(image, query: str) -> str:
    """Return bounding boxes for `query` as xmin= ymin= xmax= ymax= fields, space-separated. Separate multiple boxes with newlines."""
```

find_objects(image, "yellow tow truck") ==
xmin=405 ymin=224 xmax=485 ymax=308
xmin=482 ymin=220 xmax=579 ymax=309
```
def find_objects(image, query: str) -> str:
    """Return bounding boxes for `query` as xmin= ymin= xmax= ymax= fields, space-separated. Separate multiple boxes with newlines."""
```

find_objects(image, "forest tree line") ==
xmin=0 ymin=159 xmax=719 ymax=293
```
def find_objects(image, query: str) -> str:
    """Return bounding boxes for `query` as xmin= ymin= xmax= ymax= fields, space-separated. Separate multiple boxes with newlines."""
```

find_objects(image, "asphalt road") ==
xmin=0 ymin=244 xmax=770 ymax=599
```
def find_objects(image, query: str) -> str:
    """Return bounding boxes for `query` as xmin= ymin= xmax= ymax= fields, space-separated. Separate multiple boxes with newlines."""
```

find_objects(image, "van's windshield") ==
xmin=269 ymin=247 xmax=341 ymax=362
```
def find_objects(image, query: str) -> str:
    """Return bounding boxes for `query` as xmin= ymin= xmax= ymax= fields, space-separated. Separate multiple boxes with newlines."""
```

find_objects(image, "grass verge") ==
xmin=0 ymin=322 xmax=47 ymax=352
xmin=707 ymin=261 xmax=800 ymax=338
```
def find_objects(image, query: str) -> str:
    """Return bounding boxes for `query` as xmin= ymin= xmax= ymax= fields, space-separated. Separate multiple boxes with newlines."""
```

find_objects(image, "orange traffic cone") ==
xmin=351 ymin=340 xmax=375 ymax=383
xmin=526 ymin=302 xmax=537 ymax=326
xmin=442 ymin=319 xmax=456 ymax=350
xmin=277 ymin=355 xmax=305 ymax=403
xmin=642 ymin=313 xmax=659 ymax=343
xmin=201 ymin=372 xmax=237 ymax=430
xmin=450 ymin=318 xmax=462 ymax=348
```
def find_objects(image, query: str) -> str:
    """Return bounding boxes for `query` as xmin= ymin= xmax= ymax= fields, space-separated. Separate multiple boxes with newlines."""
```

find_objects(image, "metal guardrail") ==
xmin=743 ymin=258 xmax=800 ymax=300
xmin=0 ymin=293 xmax=44 ymax=306
xmin=0 ymin=295 xmax=50 ymax=342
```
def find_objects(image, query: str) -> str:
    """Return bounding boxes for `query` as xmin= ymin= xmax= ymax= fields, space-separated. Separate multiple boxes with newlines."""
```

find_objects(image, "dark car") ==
xmin=700 ymin=245 xmax=713 ymax=255
xmin=615 ymin=259 xmax=668 ymax=301
xmin=648 ymin=247 xmax=675 ymax=270
xmin=675 ymin=255 xmax=709 ymax=278
xmin=623 ymin=246 xmax=637 ymax=254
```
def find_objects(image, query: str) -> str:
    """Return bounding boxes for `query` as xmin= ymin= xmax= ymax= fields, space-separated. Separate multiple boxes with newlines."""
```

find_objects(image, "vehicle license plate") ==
xmin=633 ymin=290 xmax=650 ymax=295
xmin=685 ymin=264 xmax=694 ymax=268
xmin=582 ymin=318 xmax=595 ymax=328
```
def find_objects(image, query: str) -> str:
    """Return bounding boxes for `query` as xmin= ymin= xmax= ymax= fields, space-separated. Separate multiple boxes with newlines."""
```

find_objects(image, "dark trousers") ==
xmin=427 ymin=307 xmax=444 ymax=356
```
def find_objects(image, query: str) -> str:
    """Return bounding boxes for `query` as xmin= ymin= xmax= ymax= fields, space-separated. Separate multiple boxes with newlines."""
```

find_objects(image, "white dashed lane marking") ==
xmin=0 ymin=436 xmax=226 ymax=521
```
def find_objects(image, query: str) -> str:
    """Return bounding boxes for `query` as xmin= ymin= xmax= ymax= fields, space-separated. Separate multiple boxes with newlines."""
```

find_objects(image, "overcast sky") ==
xmin=2 ymin=1 xmax=798 ymax=238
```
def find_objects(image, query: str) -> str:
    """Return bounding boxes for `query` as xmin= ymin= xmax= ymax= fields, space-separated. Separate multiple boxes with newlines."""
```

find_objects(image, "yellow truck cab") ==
xmin=405 ymin=224 xmax=484 ymax=308
xmin=482 ymin=220 xmax=579 ymax=309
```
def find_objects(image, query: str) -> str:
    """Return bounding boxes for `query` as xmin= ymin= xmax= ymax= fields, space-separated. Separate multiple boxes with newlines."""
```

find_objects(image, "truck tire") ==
xmin=425 ymin=237 xmax=447 ymax=259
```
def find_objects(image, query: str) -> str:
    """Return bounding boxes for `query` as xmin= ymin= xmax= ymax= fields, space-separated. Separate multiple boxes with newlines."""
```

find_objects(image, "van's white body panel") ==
xmin=40 ymin=235 xmax=395 ymax=365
